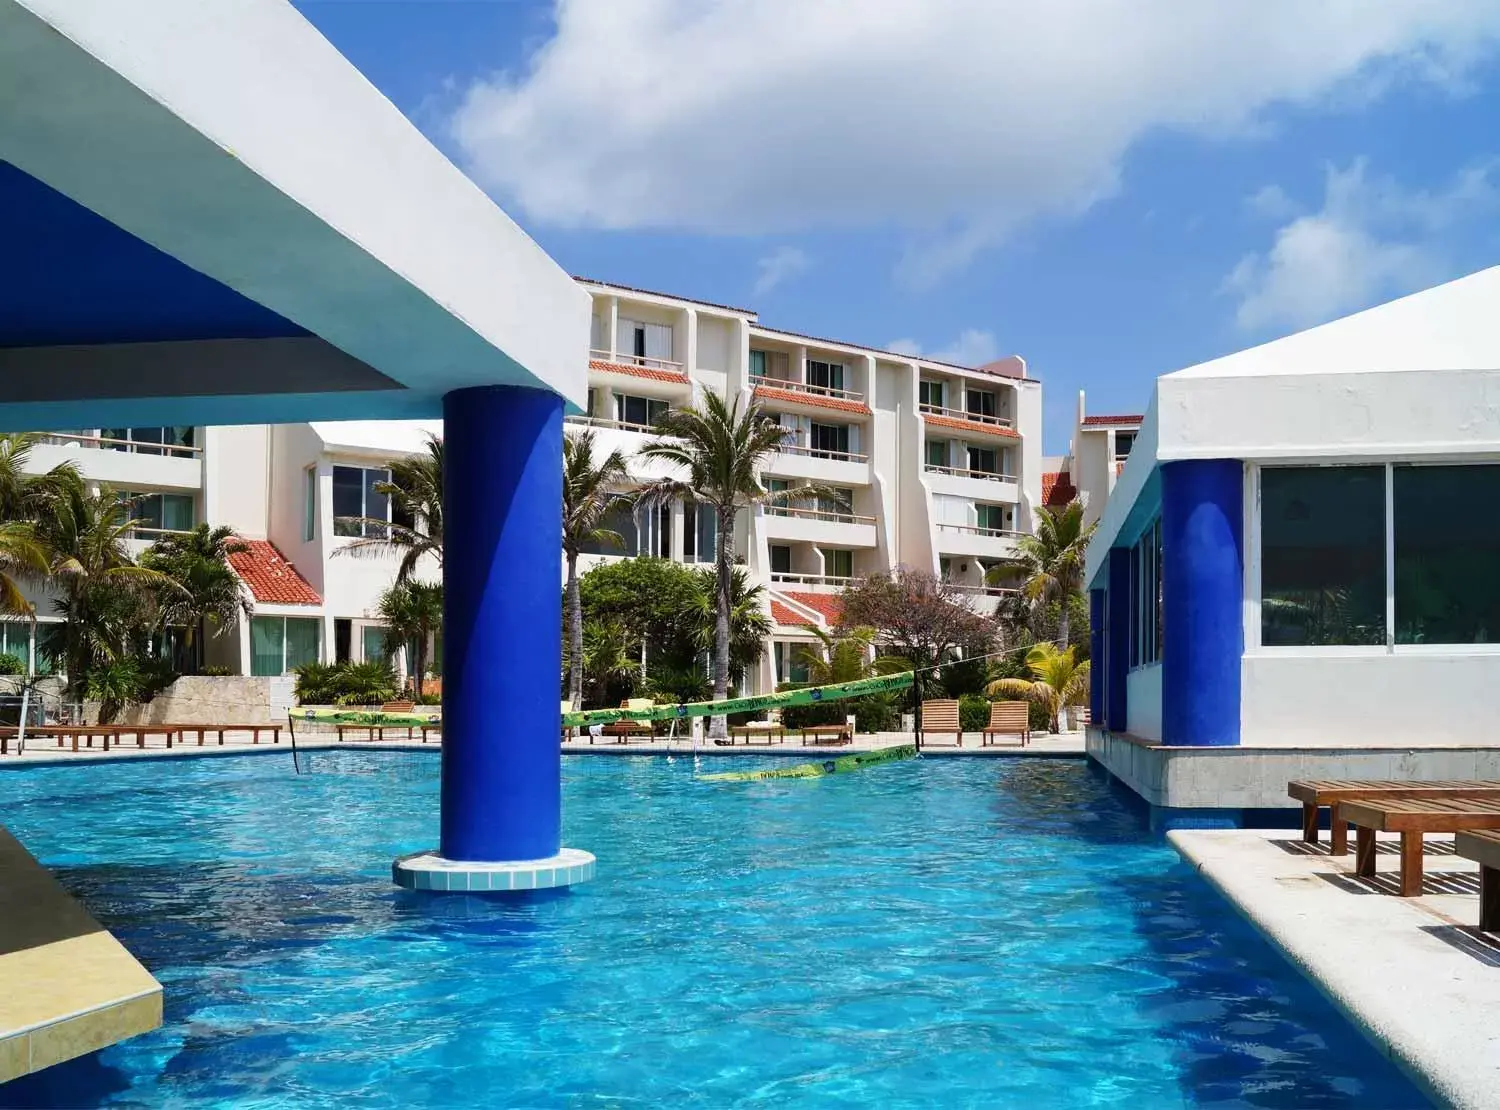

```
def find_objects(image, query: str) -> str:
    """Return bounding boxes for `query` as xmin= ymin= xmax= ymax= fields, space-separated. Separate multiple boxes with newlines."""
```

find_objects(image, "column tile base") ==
xmin=393 ymin=847 xmax=595 ymax=893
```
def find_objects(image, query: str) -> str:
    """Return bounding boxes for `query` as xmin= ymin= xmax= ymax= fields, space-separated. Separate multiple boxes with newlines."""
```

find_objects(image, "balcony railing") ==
xmin=924 ymin=464 xmax=1014 ymax=482
xmin=775 ymin=442 xmax=869 ymax=464
xmin=919 ymin=403 xmax=1013 ymax=429
xmin=765 ymin=505 xmax=877 ymax=526
xmin=124 ymin=526 xmax=194 ymax=542
xmin=752 ymin=375 xmax=865 ymax=404
xmin=935 ymin=523 xmax=1025 ymax=539
xmin=769 ymin=572 xmax=855 ymax=588
xmin=564 ymin=413 xmax=673 ymax=437
xmin=589 ymin=348 xmax=686 ymax=375
xmin=40 ymin=432 xmax=202 ymax=458
xmin=946 ymin=582 xmax=1022 ymax=597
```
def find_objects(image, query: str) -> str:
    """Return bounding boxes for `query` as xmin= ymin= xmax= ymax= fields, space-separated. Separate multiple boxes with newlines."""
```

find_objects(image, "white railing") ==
xmin=935 ymin=523 xmax=1025 ymax=539
xmin=752 ymin=376 xmax=865 ymax=403
xmin=589 ymin=348 xmax=686 ymax=375
xmin=563 ymin=413 xmax=672 ymax=436
xmin=946 ymin=582 xmax=1022 ymax=597
xmin=765 ymin=505 xmax=877 ymax=526
xmin=769 ymin=572 xmax=854 ymax=588
xmin=124 ymin=526 xmax=194 ymax=542
xmin=775 ymin=442 xmax=869 ymax=464
xmin=924 ymin=464 xmax=1015 ymax=482
xmin=919 ymin=403 xmax=1013 ymax=429
xmin=41 ymin=431 xmax=202 ymax=458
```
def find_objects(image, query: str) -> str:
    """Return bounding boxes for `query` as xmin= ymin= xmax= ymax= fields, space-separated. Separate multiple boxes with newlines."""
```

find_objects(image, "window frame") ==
xmin=331 ymin=464 xmax=393 ymax=539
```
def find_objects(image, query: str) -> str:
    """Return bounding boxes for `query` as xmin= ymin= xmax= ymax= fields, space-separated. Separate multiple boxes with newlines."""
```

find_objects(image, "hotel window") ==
xmin=362 ymin=626 xmax=389 ymax=665
xmin=750 ymin=350 xmax=768 ymax=378
xmin=975 ymin=504 xmax=1006 ymax=534
xmin=925 ymin=440 xmax=948 ymax=469
xmin=104 ymin=426 xmax=195 ymax=454
xmin=615 ymin=394 xmax=668 ymax=430
xmin=766 ymin=478 xmax=791 ymax=515
xmin=683 ymin=503 xmax=717 ymax=563
xmin=1115 ymin=431 xmax=1136 ymax=459
xmin=825 ymin=549 xmax=854 ymax=579
xmin=0 ymin=621 xmax=30 ymax=672
xmin=819 ymin=487 xmax=854 ymax=519
xmin=965 ymin=390 xmax=997 ymax=420
xmin=303 ymin=467 xmax=317 ymax=542
xmin=939 ymin=557 xmax=953 ymax=581
xmin=1394 ymin=464 xmax=1500 ymax=644
xmin=774 ymin=642 xmax=811 ymax=685
xmin=332 ymin=465 xmax=391 ymax=539
xmin=637 ymin=504 xmax=672 ymax=559
xmin=809 ymin=422 xmax=850 ymax=458
xmin=806 ymin=359 xmax=846 ymax=394
xmin=1260 ymin=466 xmax=1386 ymax=646
xmin=122 ymin=491 xmax=195 ymax=534
xmin=967 ymin=446 xmax=998 ymax=474
xmin=1130 ymin=519 xmax=1163 ymax=666
xmin=770 ymin=545 xmax=792 ymax=574
xmin=579 ymin=505 xmax=639 ymax=556
xmin=250 ymin=616 xmax=321 ymax=677
xmin=617 ymin=318 xmax=673 ymax=364
xmin=919 ymin=380 xmax=945 ymax=409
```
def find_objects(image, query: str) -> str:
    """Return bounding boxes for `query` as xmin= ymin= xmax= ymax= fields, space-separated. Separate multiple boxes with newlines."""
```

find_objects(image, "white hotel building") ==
xmin=13 ymin=279 xmax=1044 ymax=695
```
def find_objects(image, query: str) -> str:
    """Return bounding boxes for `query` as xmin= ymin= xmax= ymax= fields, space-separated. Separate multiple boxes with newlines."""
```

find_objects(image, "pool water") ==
xmin=0 ymin=751 xmax=1425 ymax=1108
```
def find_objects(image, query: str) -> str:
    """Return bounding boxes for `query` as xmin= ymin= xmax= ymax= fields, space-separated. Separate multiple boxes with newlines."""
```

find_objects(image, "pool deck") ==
xmin=0 ymin=827 xmax=163 ymax=1083
xmin=1171 ymin=828 xmax=1500 ymax=1110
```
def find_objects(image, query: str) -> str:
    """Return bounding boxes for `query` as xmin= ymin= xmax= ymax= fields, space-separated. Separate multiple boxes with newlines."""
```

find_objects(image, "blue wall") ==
xmin=1105 ymin=548 xmax=1130 ymax=732
xmin=1089 ymin=589 xmax=1105 ymax=723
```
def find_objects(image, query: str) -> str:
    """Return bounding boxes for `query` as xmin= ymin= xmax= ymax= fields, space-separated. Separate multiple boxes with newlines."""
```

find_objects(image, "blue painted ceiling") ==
xmin=0 ymin=159 xmax=308 ymax=348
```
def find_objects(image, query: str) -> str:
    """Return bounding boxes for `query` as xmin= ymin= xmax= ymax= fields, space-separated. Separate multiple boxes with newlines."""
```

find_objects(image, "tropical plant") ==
xmin=572 ymin=558 xmax=703 ymax=686
xmin=140 ymin=524 xmax=252 ymax=673
xmin=793 ymin=625 xmax=909 ymax=685
xmin=336 ymin=434 xmax=444 ymax=582
xmin=690 ymin=566 xmax=771 ymax=685
xmin=0 ymin=652 xmax=24 ymax=676
xmin=0 ymin=433 xmax=83 ymax=524
xmin=293 ymin=659 xmax=399 ymax=706
xmin=0 ymin=521 xmax=51 ymax=619
xmin=985 ymin=642 xmax=1091 ymax=734
xmin=293 ymin=661 xmax=343 ymax=705
xmin=989 ymin=500 xmax=1095 ymax=649
xmin=637 ymin=393 xmax=845 ymax=737
xmin=376 ymin=579 xmax=443 ymax=696
xmin=561 ymin=430 xmax=632 ymax=706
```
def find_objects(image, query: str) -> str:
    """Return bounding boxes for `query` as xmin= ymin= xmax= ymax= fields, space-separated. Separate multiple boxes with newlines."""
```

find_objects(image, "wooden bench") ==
xmin=173 ymin=724 xmax=283 ymax=747
xmin=981 ymin=701 xmax=1030 ymax=747
xmin=799 ymin=724 xmax=851 ymax=746
xmin=335 ymin=701 xmax=437 ymax=743
xmin=1455 ymin=829 xmax=1500 ymax=933
xmin=1337 ymin=796 xmax=1500 ymax=897
xmin=730 ymin=722 xmax=786 ymax=745
xmin=1289 ymin=780 xmax=1500 ymax=855
xmin=919 ymin=699 xmax=961 ymax=747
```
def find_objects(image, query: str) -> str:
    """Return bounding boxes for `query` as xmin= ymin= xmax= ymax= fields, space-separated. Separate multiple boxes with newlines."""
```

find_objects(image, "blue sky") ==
xmin=295 ymin=1 xmax=1500 ymax=454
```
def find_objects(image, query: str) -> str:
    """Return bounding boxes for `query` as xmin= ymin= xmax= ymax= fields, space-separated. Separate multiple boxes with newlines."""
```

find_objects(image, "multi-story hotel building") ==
xmin=11 ymin=279 xmax=1044 ymax=697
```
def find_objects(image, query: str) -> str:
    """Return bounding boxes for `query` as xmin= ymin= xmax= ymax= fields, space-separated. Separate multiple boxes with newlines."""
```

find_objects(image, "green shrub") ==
xmin=958 ymin=694 xmax=991 ymax=733
xmin=779 ymin=682 xmax=845 ymax=728
xmin=294 ymin=661 xmax=398 ymax=705
xmin=0 ymin=652 xmax=25 ymax=676
xmin=939 ymin=658 xmax=989 ymax=698
xmin=852 ymin=693 xmax=899 ymax=733
xmin=201 ymin=664 xmax=233 ymax=677
xmin=294 ymin=662 xmax=341 ymax=704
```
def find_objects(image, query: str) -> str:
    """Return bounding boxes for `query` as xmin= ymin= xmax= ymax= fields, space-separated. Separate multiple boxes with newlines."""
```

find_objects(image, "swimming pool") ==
xmin=1 ymin=751 xmax=1425 ymax=1108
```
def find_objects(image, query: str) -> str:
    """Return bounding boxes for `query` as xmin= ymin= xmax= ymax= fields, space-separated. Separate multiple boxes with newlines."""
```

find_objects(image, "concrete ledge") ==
xmin=1170 ymin=828 xmax=1500 ymax=1110
xmin=0 ymin=827 xmax=162 ymax=1083
xmin=392 ymin=847 xmax=595 ymax=893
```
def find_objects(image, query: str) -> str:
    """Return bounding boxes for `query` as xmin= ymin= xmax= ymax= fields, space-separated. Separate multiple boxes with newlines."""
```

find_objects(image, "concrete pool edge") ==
xmin=1169 ymin=829 xmax=1499 ymax=1110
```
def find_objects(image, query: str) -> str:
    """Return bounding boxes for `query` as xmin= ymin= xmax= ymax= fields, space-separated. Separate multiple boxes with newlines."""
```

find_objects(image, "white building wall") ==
xmin=1015 ymin=381 xmax=1043 ymax=533
xmin=201 ymin=425 xmax=269 ymax=538
xmin=1126 ymin=665 xmax=1163 ymax=742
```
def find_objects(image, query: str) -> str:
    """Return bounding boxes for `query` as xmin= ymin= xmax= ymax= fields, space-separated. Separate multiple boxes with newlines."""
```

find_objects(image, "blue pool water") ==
xmin=0 ymin=751 xmax=1425 ymax=1108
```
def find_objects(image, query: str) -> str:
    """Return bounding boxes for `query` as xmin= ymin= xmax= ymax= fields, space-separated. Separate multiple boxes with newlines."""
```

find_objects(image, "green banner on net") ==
xmin=698 ymin=743 xmax=919 ymax=783
xmin=292 ymin=671 xmax=914 ymax=731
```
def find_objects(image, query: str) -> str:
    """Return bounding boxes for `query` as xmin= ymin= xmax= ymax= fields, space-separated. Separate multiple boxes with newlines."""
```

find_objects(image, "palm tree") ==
xmin=990 ymin=499 xmax=1096 ymax=649
xmin=140 ymin=525 xmax=252 ymax=672
xmin=0 ymin=433 xmax=83 ymax=524
xmin=986 ymin=642 xmax=1090 ymax=734
xmin=562 ymin=430 xmax=632 ymax=706
xmin=336 ymin=434 xmax=444 ymax=583
xmin=0 ymin=521 xmax=52 ymax=619
xmin=794 ymin=625 xmax=911 ymax=684
xmin=377 ymin=579 xmax=443 ymax=697
xmin=690 ymin=566 xmax=771 ymax=688
xmin=637 ymin=393 xmax=844 ymax=736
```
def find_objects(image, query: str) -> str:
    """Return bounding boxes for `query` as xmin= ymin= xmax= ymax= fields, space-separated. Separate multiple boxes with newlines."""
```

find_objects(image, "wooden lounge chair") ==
xmin=1288 ymin=780 xmax=1500 ymax=854
xmin=337 ymin=700 xmax=425 ymax=743
xmin=981 ymin=701 xmax=1030 ymax=747
xmin=920 ymin=699 xmax=962 ymax=747
xmin=731 ymin=712 xmax=785 ymax=745
xmin=799 ymin=723 xmax=851 ymax=746
xmin=602 ymin=698 xmax=655 ymax=743
xmin=1337 ymin=796 xmax=1500 ymax=897
xmin=1455 ymin=830 xmax=1500 ymax=932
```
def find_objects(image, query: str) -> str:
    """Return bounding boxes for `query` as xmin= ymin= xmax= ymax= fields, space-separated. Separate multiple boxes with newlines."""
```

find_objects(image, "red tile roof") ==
xmin=1042 ymin=470 xmax=1077 ymax=508
xmin=921 ymin=412 xmax=1021 ymax=440
xmin=588 ymin=359 xmax=691 ymax=385
xmin=753 ymin=384 xmax=872 ymax=416
xmin=771 ymin=599 xmax=812 ymax=627
xmin=782 ymin=591 xmax=843 ymax=626
xmin=1081 ymin=414 xmax=1143 ymax=427
xmin=229 ymin=540 xmax=322 ymax=606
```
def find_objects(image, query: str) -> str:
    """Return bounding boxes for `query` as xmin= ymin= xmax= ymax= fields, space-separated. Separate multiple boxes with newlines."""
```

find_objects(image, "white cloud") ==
xmin=886 ymin=329 xmax=1001 ymax=367
xmin=1245 ymin=183 xmax=1299 ymax=221
xmin=449 ymin=1 xmax=1500 ymax=284
xmin=1225 ymin=159 xmax=1500 ymax=332
xmin=752 ymin=245 xmax=810 ymax=296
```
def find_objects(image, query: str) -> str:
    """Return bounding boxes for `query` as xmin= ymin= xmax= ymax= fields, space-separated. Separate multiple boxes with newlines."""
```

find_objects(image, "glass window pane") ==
xmin=362 ymin=625 xmax=389 ymax=664
xmin=1395 ymin=465 xmax=1500 ymax=644
xmin=926 ymin=440 xmax=946 ymax=468
xmin=161 ymin=495 xmax=195 ymax=532
xmin=750 ymin=350 xmax=767 ymax=377
xmin=1261 ymin=467 xmax=1386 ymax=646
xmin=363 ymin=469 xmax=389 ymax=539
xmin=332 ymin=467 xmax=364 ymax=537
xmin=251 ymin=617 xmax=285 ymax=677
xmin=304 ymin=468 xmax=317 ymax=542
xmin=133 ymin=494 xmax=164 ymax=531
xmin=967 ymin=447 xmax=996 ymax=473
xmin=284 ymin=619 xmax=321 ymax=672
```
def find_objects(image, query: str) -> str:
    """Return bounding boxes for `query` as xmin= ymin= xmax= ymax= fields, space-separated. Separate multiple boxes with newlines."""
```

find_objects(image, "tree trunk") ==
xmin=565 ymin=552 xmax=584 ymax=707
xmin=413 ymin=629 xmax=429 ymax=701
xmin=709 ymin=513 xmax=732 ymax=739
xmin=1057 ymin=592 xmax=1071 ymax=650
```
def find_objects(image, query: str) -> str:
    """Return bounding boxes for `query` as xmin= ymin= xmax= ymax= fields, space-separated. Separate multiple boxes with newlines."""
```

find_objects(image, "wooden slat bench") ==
xmin=799 ymin=724 xmax=852 ymax=746
xmin=1289 ymin=779 xmax=1500 ymax=855
xmin=1337 ymin=796 xmax=1500 ymax=897
xmin=174 ymin=724 xmax=283 ymax=747
xmin=1455 ymin=830 xmax=1500 ymax=933
xmin=730 ymin=722 xmax=786 ymax=745
xmin=920 ymin=699 xmax=962 ymax=747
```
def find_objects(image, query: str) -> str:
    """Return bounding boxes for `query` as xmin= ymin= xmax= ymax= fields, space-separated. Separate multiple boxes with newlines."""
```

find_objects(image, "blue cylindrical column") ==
xmin=1106 ymin=548 xmax=1130 ymax=733
xmin=1088 ymin=588 xmax=1105 ymax=724
xmin=440 ymin=385 xmax=563 ymax=861
xmin=1161 ymin=459 xmax=1243 ymax=747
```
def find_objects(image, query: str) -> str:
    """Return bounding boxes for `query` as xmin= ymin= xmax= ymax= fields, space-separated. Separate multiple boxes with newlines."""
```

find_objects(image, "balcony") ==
xmin=769 ymin=571 xmax=854 ymax=589
xmin=920 ymin=404 xmax=1017 ymax=440
xmin=934 ymin=522 xmax=1023 ymax=560
xmin=751 ymin=374 xmax=865 ymax=404
xmin=769 ymin=441 xmax=870 ymax=484
xmin=31 ymin=431 xmax=202 ymax=490
xmin=564 ymin=413 xmax=672 ymax=437
xmin=924 ymin=463 xmax=1019 ymax=502
xmin=587 ymin=349 xmax=690 ymax=384
xmin=763 ymin=504 xmax=878 ymax=548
